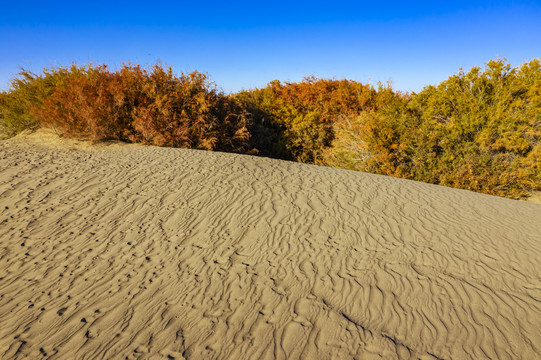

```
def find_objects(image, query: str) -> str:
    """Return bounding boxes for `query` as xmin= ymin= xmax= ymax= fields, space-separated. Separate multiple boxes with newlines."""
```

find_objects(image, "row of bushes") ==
xmin=1 ymin=59 xmax=539 ymax=199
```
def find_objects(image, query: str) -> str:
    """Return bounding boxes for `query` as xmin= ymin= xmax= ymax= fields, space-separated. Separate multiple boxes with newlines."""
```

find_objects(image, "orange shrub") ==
xmin=236 ymin=77 xmax=378 ymax=162
xmin=32 ymin=63 xmax=252 ymax=153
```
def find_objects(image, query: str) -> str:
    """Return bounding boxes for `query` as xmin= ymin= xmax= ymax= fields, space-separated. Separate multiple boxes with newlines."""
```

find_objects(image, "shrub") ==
xmin=0 ymin=67 xmax=71 ymax=136
xmin=407 ymin=58 xmax=541 ymax=197
xmin=322 ymin=58 xmax=541 ymax=198
xmin=29 ymin=63 xmax=252 ymax=153
xmin=236 ymin=77 xmax=378 ymax=162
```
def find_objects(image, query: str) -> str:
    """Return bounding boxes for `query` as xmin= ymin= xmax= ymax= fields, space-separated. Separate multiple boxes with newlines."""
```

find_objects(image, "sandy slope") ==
xmin=0 ymin=134 xmax=540 ymax=360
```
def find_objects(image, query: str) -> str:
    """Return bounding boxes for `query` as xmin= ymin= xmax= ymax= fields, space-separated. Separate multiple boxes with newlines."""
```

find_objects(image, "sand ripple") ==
xmin=1 ymin=138 xmax=540 ymax=359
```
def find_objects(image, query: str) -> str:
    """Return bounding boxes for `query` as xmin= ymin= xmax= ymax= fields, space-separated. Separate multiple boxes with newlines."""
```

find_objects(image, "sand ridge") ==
xmin=0 ymin=135 xmax=540 ymax=359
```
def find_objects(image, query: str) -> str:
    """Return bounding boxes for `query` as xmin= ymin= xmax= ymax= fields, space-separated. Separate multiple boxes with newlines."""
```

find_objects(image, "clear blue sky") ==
xmin=1 ymin=1 xmax=540 ymax=93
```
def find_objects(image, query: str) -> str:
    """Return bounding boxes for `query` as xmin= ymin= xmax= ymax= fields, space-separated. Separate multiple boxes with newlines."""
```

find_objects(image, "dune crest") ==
xmin=1 ymin=135 xmax=540 ymax=359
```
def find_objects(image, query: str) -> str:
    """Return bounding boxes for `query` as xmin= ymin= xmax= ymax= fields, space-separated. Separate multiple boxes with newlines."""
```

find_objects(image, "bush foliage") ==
xmin=236 ymin=77 xmax=380 ymax=162
xmin=323 ymin=58 xmax=541 ymax=198
xmin=1 ymin=59 xmax=539 ymax=198
xmin=0 ymin=67 xmax=71 ymax=136
xmin=2 ymin=63 xmax=251 ymax=152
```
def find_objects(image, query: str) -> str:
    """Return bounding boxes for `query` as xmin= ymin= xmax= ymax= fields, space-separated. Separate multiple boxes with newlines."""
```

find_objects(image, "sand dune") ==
xmin=0 ymin=133 xmax=540 ymax=360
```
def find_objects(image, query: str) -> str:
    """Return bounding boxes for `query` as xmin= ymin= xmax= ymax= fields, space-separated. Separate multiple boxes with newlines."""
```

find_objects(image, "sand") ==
xmin=0 ymin=132 xmax=540 ymax=360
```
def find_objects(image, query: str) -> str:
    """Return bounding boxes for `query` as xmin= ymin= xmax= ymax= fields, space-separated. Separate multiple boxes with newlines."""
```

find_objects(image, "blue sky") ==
xmin=1 ymin=1 xmax=540 ymax=93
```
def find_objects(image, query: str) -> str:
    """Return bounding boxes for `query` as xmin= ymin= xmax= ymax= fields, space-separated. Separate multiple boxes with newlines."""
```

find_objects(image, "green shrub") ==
xmin=0 ymin=67 xmax=71 ymax=136
xmin=322 ymin=58 xmax=541 ymax=198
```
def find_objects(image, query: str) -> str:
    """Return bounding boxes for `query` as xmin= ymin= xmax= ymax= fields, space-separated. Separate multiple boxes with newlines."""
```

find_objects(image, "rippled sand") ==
xmin=1 ymin=132 xmax=540 ymax=359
